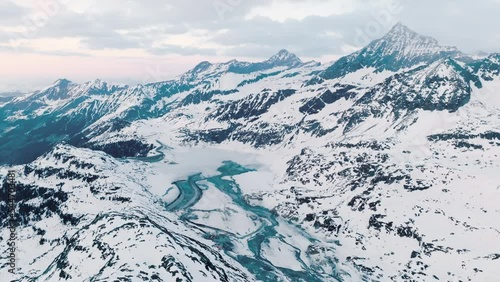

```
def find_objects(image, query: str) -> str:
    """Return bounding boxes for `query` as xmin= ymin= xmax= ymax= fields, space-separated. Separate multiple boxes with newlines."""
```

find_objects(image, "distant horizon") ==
xmin=2 ymin=0 xmax=499 ymax=92
xmin=2 ymin=32 xmax=496 ymax=95
xmin=1 ymin=46 xmax=497 ymax=94
xmin=0 ymin=51 xmax=334 ymax=93
xmin=0 ymin=47 xmax=330 ymax=93
xmin=1 ymin=40 xmax=497 ymax=95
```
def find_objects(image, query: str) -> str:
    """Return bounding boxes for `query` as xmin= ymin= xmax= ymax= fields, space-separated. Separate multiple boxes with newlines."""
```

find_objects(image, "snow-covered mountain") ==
xmin=1 ymin=23 xmax=500 ymax=281
xmin=320 ymin=23 xmax=464 ymax=80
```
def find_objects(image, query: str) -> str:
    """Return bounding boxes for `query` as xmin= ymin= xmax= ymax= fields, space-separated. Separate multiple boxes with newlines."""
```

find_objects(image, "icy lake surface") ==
xmin=133 ymin=145 xmax=344 ymax=281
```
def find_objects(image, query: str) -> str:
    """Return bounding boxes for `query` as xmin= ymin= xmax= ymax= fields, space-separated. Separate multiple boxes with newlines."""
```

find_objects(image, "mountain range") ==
xmin=1 ymin=23 xmax=499 ymax=282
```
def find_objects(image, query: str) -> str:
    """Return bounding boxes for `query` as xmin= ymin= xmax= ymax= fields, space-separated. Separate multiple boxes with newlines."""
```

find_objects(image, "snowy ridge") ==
xmin=321 ymin=23 xmax=462 ymax=80
xmin=375 ymin=23 xmax=458 ymax=60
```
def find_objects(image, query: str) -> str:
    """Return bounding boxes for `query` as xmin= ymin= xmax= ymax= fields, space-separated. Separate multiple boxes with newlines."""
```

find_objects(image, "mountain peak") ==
xmin=321 ymin=24 xmax=462 ymax=79
xmin=87 ymin=78 xmax=112 ymax=87
xmin=33 ymin=78 xmax=74 ymax=100
xmin=267 ymin=49 xmax=302 ymax=66
xmin=381 ymin=22 xmax=440 ymax=46
xmin=386 ymin=22 xmax=414 ymax=36
xmin=83 ymin=79 xmax=113 ymax=93
xmin=270 ymin=49 xmax=293 ymax=59
xmin=52 ymin=78 xmax=72 ymax=87
xmin=185 ymin=61 xmax=213 ymax=77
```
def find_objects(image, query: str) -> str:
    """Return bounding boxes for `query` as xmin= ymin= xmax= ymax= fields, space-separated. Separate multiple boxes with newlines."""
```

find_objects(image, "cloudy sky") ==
xmin=0 ymin=0 xmax=499 ymax=92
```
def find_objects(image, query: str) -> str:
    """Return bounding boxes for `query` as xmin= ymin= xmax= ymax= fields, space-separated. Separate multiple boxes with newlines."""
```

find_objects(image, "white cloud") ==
xmin=246 ymin=0 xmax=358 ymax=22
